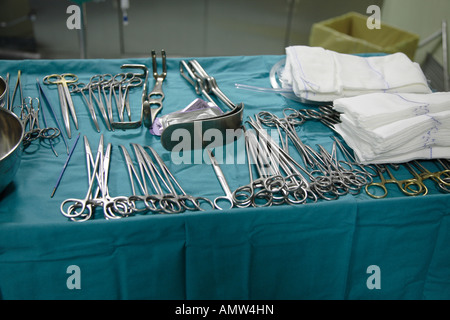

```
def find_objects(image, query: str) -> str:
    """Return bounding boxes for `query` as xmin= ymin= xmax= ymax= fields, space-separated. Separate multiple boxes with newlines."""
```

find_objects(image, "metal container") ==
xmin=0 ymin=107 xmax=24 ymax=194
xmin=0 ymin=76 xmax=6 ymax=108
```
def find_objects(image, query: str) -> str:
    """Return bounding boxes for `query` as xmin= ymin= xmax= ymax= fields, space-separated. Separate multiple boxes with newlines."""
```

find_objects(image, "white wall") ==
xmin=28 ymin=0 xmax=382 ymax=59
xmin=382 ymin=0 xmax=450 ymax=67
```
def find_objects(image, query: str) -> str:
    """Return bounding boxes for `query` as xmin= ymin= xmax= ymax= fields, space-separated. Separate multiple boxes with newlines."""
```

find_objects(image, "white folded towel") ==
xmin=334 ymin=92 xmax=450 ymax=129
xmin=282 ymin=46 xmax=432 ymax=102
xmin=333 ymin=92 xmax=450 ymax=164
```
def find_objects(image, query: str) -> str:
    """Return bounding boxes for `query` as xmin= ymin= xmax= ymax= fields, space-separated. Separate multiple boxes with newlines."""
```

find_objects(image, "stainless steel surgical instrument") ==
xmin=88 ymin=74 xmax=111 ymax=131
xmin=69 ymin=81 xmax=100 ymax=132
xmin=143 ymin=49 xmax=167 ymax=128
xmin=43 ymin=73 xmax=79 ymax=138
xmin=60 ymin=135 xmax=131 ymax=221
xmin=18 ymin=97 xmax=61 ymax=149
xmin=51 ymin=133 xmax=80 ymax=197
xmin=365 ymin=164 xmax=426 ymax=199
xmin=111 ymin=64 xmax=148 ymax=129
xmin=37 ymin=78 xmax=69 ymax=154
xmin=207 ymin=148 xmax=235 ymax=210
xmin=119 ymin=143 xmax=213 ymax=214
xmin=161 ymin=59 xmax=244 ymax=151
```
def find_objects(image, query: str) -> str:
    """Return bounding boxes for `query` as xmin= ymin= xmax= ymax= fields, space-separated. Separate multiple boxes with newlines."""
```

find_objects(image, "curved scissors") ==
xmin=43 ymin=73 xmax=79 ymax=138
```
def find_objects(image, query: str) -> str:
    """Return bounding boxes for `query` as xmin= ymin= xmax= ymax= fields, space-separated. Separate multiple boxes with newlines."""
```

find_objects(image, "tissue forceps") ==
xmin=43 ymin=73 xmax=79 ymax=138
xmin=143 ymin=50 xmax=167 ymax=127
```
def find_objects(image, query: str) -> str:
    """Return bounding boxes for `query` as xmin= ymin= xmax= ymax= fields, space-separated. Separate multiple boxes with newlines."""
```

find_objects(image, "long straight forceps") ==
xmin=43 ymin=73 xmax=78 ymax=138
xmin=143 ymin=50 xmax=167 ymax=128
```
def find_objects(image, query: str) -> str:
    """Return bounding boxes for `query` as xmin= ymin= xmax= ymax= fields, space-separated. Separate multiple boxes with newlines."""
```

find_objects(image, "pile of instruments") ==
xmin=2 ymin=52 xmax=450 ymax=224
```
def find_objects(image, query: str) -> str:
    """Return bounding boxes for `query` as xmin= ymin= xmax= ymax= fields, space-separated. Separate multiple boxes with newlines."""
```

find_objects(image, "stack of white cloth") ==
xmin=333 ymin=92 xmax=450 ymax=164
xmin=281 ymin=46 xmax=432 ymax=102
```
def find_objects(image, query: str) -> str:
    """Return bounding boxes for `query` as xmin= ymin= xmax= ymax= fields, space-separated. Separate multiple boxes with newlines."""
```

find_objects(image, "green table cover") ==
xmin=0 ymin=55 xmax=449 ymax=300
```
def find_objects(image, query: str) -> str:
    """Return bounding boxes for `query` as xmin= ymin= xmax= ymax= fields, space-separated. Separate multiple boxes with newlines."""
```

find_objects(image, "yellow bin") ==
xmin=309 ymin=12 xmax=419 ymax=60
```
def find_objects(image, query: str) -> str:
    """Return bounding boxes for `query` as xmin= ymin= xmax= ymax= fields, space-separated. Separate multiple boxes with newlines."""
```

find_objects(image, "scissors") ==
xmin=365 ymin=164 xmax=426 ymax=199
xmin=206 ymin=149 xmax=236 ymax=210
xmin=43 ymin=73 xmax=79 ymax=138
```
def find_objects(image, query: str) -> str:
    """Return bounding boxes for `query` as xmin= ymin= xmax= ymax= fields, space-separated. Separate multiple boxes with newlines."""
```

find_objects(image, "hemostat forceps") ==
xmin=143 ymin=49 xmax=167 ymax=128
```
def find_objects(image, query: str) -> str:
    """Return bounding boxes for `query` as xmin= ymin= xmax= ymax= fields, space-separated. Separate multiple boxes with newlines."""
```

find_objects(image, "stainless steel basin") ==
xmin=0 ymin=107 xmax=24 ymax=194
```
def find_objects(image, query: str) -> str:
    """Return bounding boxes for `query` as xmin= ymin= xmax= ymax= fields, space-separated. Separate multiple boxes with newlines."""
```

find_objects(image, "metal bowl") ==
xmin=0 ymin=107 xmax=24 ymax=194
xmin=0 ymin=76 xmax=6 ymax=108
